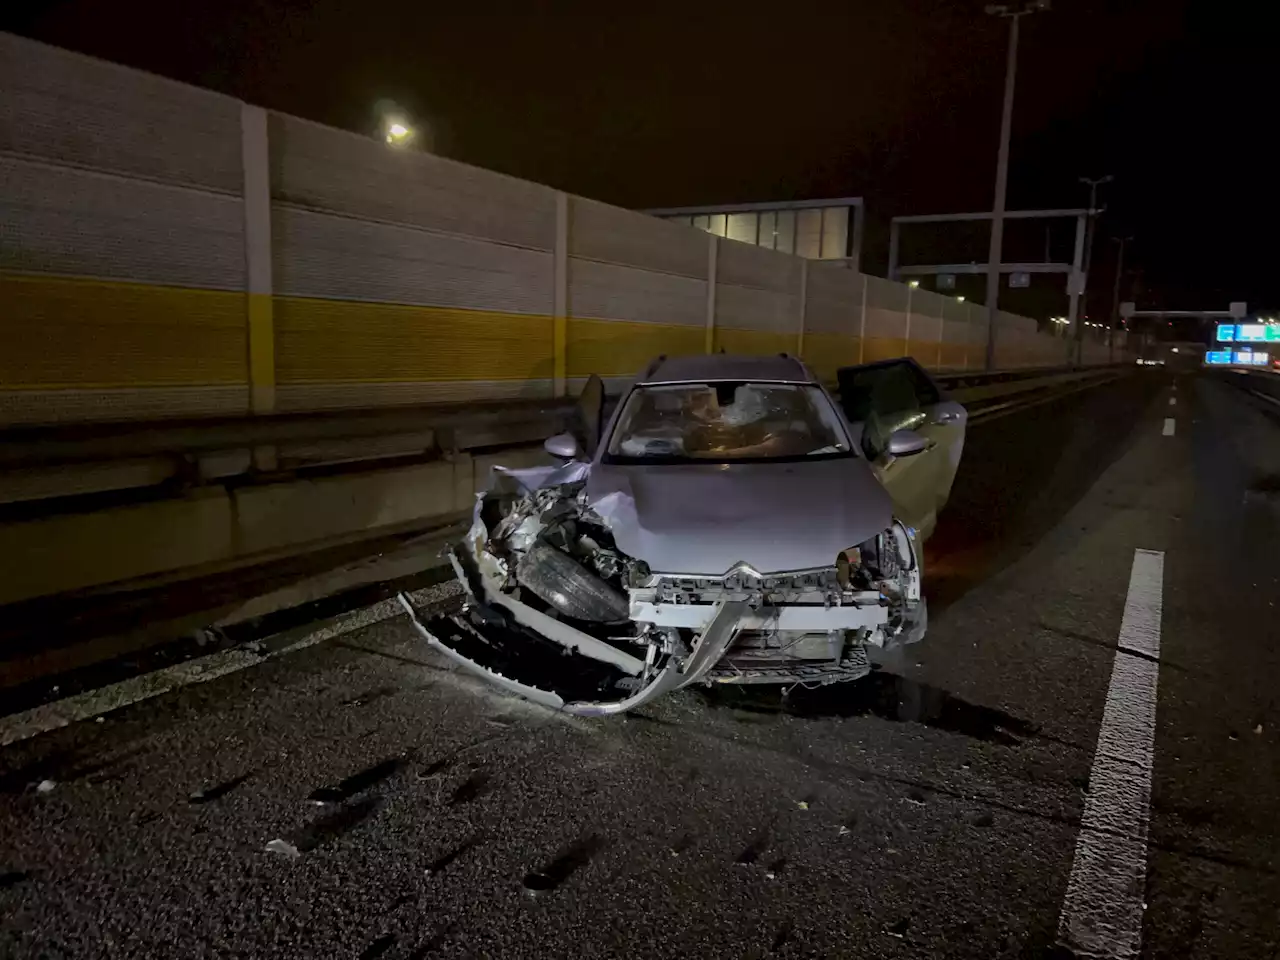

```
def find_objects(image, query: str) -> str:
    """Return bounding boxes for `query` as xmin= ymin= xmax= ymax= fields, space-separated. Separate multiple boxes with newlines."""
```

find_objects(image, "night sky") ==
xmin=5 ymin=0 xmax=1274 ymax=332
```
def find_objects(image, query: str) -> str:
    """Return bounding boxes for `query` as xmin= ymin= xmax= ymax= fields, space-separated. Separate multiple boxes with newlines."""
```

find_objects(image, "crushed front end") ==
xmin=399 ymin=465 xmax=925 ymax=716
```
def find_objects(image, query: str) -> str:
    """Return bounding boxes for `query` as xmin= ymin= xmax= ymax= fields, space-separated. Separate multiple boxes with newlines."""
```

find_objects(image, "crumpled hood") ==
xmin=585 ymin=457 xmax=893 ymax=576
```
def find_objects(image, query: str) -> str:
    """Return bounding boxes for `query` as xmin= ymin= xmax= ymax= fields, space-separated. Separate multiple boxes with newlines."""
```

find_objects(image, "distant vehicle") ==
xmin=400 ymin=354 xmax=967 ymax=715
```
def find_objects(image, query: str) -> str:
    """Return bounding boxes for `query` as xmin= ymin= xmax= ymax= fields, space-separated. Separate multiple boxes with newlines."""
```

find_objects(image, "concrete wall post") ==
xmin=241 ymin=104 xmax=274 ymax=415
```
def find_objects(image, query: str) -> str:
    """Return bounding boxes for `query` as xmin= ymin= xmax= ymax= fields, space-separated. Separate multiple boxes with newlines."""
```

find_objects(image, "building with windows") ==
xmin=644 ymin=198 xmax=865 ymax=271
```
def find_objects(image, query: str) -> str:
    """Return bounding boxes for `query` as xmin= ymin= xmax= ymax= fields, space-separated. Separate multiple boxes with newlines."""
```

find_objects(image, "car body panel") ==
xmin=585 ymin=457 xmax=893 ymax=575
xmin=836 ymin=358 xmax=967 ymax=541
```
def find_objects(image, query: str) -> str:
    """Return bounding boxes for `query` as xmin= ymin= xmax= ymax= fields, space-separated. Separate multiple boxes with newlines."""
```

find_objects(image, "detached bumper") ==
xmin=399 ymin=591 xmax=748 ymax=717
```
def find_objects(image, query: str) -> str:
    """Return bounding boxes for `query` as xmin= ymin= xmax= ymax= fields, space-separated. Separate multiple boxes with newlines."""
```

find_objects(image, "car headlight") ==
xmin=838 ymin=522 xmax=916 ymax=589
xmin=888 ymin=521 xmax=917 ymax=572
xmin=835 ymin=548 xmax=859 ymax=589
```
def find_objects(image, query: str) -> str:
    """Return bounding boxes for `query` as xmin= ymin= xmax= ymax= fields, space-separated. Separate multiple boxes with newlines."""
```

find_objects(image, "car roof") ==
xmin=637 ymin=353 xmax=817 ymax=385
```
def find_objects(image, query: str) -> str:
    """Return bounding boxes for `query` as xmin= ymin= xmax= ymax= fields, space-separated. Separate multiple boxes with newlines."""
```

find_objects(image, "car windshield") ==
xmin=604 ymin=381 xmax=851 ymax=463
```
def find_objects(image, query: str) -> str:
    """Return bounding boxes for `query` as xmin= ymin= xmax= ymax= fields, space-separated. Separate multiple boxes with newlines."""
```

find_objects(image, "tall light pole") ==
xmin=1075 ymin=174 xmax=1112 ymax=363
xmin=983 ymin=0 xmax=1049 ymax=371
xmin=1108 ymin=235 xmax=1133 ymax=363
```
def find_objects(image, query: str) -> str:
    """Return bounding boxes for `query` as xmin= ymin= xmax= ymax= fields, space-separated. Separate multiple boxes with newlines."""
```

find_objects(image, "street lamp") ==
xmin=983 ymin=0 xmax=1050 ymax=371
xmin=1107 ymin=235 xmax=1133 ymax=363
xmin=384 ymin=118 xmax=414 ymax=146
xmin=1075 ymin=174 xmax=1113 ymax=362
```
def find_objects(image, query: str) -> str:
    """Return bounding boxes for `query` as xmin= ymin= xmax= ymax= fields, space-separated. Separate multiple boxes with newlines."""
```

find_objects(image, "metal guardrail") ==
xmin=1212 ymin=367 xmax=1280 ymax=407
xmin=0 ymin=398 xmax=577 ymax=509
xmin=0 ymin=364 xmax=1129 ymax=510
xmin=0 ymin=364 xmax=1124 ymax=463
xmin=0 ymin=396 xmax=577 ymax=468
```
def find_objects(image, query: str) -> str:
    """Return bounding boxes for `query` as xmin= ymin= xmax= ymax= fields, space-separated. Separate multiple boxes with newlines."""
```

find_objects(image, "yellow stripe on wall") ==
xmin=714 ymin=327 xmax=796 ymax=357
xmin=938 ymin=343 xmax=971 ymax=369
xmin=3 ymin=272 xmax=973 ymax=408
xmin=567 ymin=318 xmax=705 ymax=378
xmin=247 ymin=293 xmax=275 ymax=411
xmin=0 ymin=273 xmax=247 ymax=388
xmin=861 ymin=336 xmax=916 ymax=363
xmin=799 ymin=331 xmax=861 ymax=382
xmin=274 ymin=296 xmax=555 ymax=384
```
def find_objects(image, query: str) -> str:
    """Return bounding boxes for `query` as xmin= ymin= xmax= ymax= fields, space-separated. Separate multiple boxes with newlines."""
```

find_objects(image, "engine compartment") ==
xmin=398 ymin=465 xmax=926 ymax=714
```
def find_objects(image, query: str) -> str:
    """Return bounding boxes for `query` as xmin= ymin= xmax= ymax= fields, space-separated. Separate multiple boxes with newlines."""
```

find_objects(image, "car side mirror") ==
xmin=887 ymin=428 xmax=928 ymax=457
xmin=544 ymin=432 xmax=581 ymax=461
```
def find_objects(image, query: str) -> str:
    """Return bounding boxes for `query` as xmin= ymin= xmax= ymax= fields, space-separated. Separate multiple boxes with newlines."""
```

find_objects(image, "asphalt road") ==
xmin=2 ymin=370 xmax=1278 ymax=959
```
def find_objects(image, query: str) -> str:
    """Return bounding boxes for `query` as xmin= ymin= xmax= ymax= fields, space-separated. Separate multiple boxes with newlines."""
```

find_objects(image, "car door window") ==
xmin=837 ymin=361 xmax=938 ymax=459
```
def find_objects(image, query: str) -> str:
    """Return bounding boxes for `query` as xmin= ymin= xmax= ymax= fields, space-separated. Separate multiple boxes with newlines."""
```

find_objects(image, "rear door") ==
xmin=836 ymin=359 xmax=967 ymax=540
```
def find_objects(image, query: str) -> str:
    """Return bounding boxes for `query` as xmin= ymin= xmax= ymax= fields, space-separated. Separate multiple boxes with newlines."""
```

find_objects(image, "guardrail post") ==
xmin=553 ymin=192 xmax=569 ymax=396
xmin=705 ymin=233 xmax=718 ymax=353
xmin=241 ymin=104 xmax=275 ymax=417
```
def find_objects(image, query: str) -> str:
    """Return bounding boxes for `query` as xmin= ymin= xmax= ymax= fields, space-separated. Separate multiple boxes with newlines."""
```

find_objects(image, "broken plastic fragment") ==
xmin=264 ymin=838 xmax=301 ymax=859
xmin=35 ymin=780 xmax=55 ymax=794
xmin=884 ymin=917 xmax=910 ymax=939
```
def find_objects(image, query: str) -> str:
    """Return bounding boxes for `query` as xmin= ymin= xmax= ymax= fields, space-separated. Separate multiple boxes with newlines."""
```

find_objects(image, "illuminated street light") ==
xmin=384 ymin=118 xmax=414 ymax=146
xmin=374 ymin=99 xmax=425 ymax=149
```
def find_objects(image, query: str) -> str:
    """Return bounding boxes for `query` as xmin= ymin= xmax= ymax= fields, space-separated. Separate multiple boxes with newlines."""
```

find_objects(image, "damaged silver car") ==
xmin=400 ymin=354 xmax=967 ymax=716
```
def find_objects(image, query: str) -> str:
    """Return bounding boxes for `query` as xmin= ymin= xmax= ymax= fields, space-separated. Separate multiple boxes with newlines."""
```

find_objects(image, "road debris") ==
xmin=264 ymin=839 xmax=301 ymax=859
xmin=522 ymin=835 xmax=605 ymax=894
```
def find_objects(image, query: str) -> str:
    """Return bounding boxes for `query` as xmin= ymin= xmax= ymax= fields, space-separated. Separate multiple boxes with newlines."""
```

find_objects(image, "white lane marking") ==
xmin=1168 ymin=397 xmax=1176 ymax=406
xmin=0 ymin=597 xmax=404 ymax=748
xmin=1057 ymin=549 xmax=1164 ymax=959
xmin=1162 ymin=417 xmax=1175 ymax=436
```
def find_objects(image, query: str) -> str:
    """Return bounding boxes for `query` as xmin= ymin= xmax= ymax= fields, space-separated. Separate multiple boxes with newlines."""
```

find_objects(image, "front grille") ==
xmin=654 ymin=568 xmax=840 ymax=602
